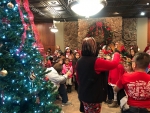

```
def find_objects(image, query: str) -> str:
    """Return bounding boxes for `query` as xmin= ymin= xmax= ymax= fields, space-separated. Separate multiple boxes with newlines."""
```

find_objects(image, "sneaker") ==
xmin=56 ymin=96 xmax=62 ymax=101
xmin=108 ymin=101 xmax=118 ymax=108
xmin=62 ymin=101 xmax=72 ymax=107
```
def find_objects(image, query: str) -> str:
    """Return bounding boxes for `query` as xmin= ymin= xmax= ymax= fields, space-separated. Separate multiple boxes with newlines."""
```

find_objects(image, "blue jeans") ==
xmin=58 ymin=84 xmax=68 ymax=103
xmin=122 ymin=106 xmax=150 ymax=113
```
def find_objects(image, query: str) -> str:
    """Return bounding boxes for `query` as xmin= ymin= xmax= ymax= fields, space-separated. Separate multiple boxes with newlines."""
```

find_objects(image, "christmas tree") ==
xmin=0 ymin=0 xmax=61 ymax=112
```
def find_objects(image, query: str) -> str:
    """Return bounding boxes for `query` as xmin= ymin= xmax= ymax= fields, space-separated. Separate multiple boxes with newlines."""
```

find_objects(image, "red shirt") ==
xmin=117 ymin=72 xmax=150 ymax=108
xmin=94 ymin=53 xmax=120 ymax=74
xmin=108 ymin=64 xmax=124 ymax=85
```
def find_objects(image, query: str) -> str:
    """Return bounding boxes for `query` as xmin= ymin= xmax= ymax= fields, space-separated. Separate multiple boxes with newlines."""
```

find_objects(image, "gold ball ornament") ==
xmin=35 ymin=97 xmax=40 ymax=104
xmin=7 ymin=2 xmax=14 ymax=9
xmin=0 ymin=69 xmax=8 ymax=77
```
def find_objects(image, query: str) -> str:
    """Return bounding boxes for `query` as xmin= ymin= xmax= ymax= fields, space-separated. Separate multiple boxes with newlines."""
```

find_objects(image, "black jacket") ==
xmin=76 ymin=56 xmax=108 ymax=103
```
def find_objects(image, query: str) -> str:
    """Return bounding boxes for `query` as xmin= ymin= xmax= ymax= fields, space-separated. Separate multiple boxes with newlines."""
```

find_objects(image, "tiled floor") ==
xmin=55 ymin=88 xmax=121 ymax=113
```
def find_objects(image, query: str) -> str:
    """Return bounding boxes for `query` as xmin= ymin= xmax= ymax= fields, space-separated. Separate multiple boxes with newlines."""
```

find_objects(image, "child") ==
xmin=105 ymin=55 xmax=114 ymax=104
xmin=72 ymin=52 xmax=80 ymax=91
xmin=97 ymin=49 xmax=105 ymax=59
xmin=115 ymin=52 xmax=150 ymax=113
xmin=64 ymin=47 xmax=73 ymax=58
xmin=124 ymin=58 xmax=133 ymax=73
xmin=45 ymin=63 xmax=71 ymax=106
xmin=108 ymin=54 xmax=125 ymax=108
xmin=45 ymin=51 xmax=53 ymax=67
xmin=118 ymin=59 xmax=133 ymax=112
xmin=62 ymin=58 xmax=73 ymax=93
xmin=45 ymin=63 xmax=70 ymax=90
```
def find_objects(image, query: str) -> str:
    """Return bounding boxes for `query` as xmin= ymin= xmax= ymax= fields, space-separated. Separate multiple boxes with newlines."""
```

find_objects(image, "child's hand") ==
xmin=66 ymin=71 xmax=71 ymax=76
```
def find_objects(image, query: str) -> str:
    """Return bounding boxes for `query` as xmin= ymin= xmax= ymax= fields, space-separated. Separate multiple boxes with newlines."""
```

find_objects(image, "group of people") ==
xmin=44 ymin=38 xmax=150 ymax=113
xmin=44 ymin=45 xmax=81 ymax=107
xmin=76 ymin=38 xmax=150 ymax=113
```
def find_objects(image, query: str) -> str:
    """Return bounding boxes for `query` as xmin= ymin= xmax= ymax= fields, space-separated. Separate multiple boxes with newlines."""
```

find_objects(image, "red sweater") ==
xmin=94 ymin=53 xmax=120 ymax=74
xmin=108 ymin=63 xmax=125 ymax=85
xmin=76 ymin=52 xmax=120 ymax=83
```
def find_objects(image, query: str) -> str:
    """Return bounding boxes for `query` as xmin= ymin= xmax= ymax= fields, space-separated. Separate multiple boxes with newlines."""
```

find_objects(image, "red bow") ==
xmin=89 ymin=26 xmax=94 ymax=31
xmin=96 ymin=22 xmax=102 ymax=27
xmin=107 ymin=27 xmax=111 ymax=31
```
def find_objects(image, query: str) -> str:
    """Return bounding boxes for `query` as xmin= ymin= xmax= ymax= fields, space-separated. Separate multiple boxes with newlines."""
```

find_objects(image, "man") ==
xmin=45 ymin=63 xmax=71 ymax=106
xmin=114 ymin=52 xmax=150 ymax=113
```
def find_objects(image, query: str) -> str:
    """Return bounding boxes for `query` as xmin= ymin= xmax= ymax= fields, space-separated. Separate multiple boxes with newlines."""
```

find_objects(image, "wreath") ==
xmin=86 ymin=21 xmax=113 ymax=46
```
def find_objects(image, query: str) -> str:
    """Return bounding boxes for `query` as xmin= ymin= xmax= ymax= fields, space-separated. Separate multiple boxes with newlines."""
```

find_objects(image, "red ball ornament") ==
xmin=43 ymin=76 xmax=49 ymax=81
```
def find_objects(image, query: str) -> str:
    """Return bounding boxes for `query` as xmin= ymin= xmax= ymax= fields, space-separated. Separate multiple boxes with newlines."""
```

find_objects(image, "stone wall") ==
xmin=78 ymin=17 xmax=122 ymax=48
xmin=64 ymin=21 xmax=78 ymax=50
xmin=122 ymin=18 xmax=137 ymax=52
xmin=63 ymin=17 xmax=138 ymax=51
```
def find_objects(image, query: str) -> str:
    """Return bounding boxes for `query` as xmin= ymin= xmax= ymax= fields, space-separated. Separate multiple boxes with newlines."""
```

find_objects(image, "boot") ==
xmin=106 ymin=99 xmax=113 ymax=104
xmin=108 ymin=101 xmax=118 ymax=108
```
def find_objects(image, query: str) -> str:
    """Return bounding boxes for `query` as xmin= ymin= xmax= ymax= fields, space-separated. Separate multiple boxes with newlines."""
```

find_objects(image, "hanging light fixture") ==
xmin=68 ymin=0 xmax=107 ymax=18
xmin=49 ymin=20 xmax=58 ymax=33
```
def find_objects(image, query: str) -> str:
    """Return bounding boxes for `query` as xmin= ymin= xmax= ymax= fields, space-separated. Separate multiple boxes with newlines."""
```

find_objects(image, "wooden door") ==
xmin=35 ymin=23 xmax=55 ymax=53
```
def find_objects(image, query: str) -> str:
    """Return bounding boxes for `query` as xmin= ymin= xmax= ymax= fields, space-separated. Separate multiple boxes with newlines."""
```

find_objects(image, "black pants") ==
xmin=117 ymin=89 xmax=126 ymax=105
xmin=79 ymin=100 xmax=85 ymax=112
xmin=58 ymin=84 xmax=68 ymax=103
xmin=107 ymin=84 xmax=114 ymax=100
xmin=74 ymin=76 xmax=78 ymax=91
xmin=122 ymin=106 xmax=150 ymax=113
xmin=77 ymin=88 xmax=85 ymax=112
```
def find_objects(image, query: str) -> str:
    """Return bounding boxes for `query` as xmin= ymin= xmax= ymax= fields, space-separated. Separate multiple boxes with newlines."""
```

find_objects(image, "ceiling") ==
xmin=28 ymin=0 xmax=150 ymax=23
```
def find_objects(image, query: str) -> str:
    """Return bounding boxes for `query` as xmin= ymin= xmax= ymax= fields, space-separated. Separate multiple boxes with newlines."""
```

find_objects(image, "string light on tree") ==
xmin=0 ymin=0 xmax=61 ymax=112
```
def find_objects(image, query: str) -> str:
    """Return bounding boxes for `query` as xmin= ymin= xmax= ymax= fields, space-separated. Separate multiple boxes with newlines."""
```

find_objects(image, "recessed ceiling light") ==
xmin=147 ymin=3 xmax=149 ymax=5
xmin=140 ymin=12 xmax=145 ymax=16
xmin=114 ymin=12 xmax=119 ymax=14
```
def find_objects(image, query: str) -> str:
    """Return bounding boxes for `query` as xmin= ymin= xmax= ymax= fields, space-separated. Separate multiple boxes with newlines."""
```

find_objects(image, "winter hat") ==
xmin=65 ymin=47 xmax=70 ymax=50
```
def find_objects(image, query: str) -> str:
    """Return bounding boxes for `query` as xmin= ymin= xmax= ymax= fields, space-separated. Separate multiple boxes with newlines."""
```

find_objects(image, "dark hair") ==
xmin=133 ymin=52 xmax=150 ymax=69
xmin=64 ymin=48 xmax=73 ymax=56
xmin=64 ymin=57 xmax=69 ymax=61
xmin=130 ymin=49 xmax=136 ymax=55
xmin=56 ymin=58 xmax=63 ymax=63
xmin=58 ymin=50 xmax=63 ymax=55
xmin=125 ymin=61 xmax=132 ymax=66
xmin=53 ymin=63 xmax=62 ymax=74
xmin=81 ymin=37 xmax=97 ymax=56
xmin=47 ymin=48 xmax=51 ymax=52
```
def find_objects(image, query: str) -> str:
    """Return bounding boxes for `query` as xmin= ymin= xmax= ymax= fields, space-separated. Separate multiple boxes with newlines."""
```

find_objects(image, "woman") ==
xmin=76 ymin=37 xmax=120 ymax=113
xmin=128 ymin=48 xmax=136 ymax=60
